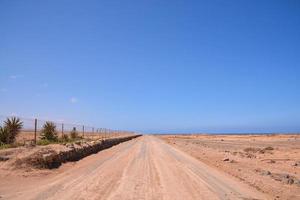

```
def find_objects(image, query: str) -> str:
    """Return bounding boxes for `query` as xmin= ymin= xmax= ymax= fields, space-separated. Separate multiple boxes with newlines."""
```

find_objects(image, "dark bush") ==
xmin=0 ymin=126 xmax=9 ymax=144
xmin=0 ymin=117 xmax=23 ymax=144
xmin=40 ymin=122 xmax=58 ymax=141
xmin=70 ymin=127 xmax=79 ymax=139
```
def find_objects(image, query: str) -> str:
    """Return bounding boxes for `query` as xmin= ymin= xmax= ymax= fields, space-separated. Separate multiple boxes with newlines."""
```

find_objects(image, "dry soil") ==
xmin=0 ymin=135 xmax=268 ymax=200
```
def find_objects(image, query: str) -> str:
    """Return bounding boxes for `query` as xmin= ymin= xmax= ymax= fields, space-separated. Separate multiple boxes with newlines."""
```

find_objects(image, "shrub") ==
xmin=61 ymin=134 xmax=69 ymax=141
xmin=70 ymin=127 xmax=78 ymax=139
xmin=243 ymin=147 xmax=261 ymax=153
xmin=1 ymin=117 xmax=23 ymax=144
xmin=0 ymin=126 xmax=9 ymax=144
xmin=264 ymin=146 xmax=274 ymax=151
xmin=40 ymin=122 xmax=58 ymax=141
xmin=37 ymin=139 xmax=51 ymax=146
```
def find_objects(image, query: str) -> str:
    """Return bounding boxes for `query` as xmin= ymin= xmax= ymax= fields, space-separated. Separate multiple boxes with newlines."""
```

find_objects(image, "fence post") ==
xmin=34 ymin=118 xmax=37 ymax=144
xmin=62 ymin=123 xmax=64 ymax=137
xmin=82 ymin=125 xmax=85 ymax=138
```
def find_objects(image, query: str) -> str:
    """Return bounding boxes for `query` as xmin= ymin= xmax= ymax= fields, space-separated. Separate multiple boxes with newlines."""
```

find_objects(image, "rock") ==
xmin=287 ymin=179 xmax=294 ymax=185
xmin=264 ymin=146 xmax=274 ymax=151
xmin=42 ymin=153 xmax=52 ymax=159
xmin=258 ymin=149 xmax=265 ymax=154
xmin=223 ymin=158 xmax=230 ymax=162
xmin=90 ymin=141 xmax=96 ymax=145
xmin=246 ymin=153 xmax=256 ymax=158
xmin=282 ymin=177 xmax=294 ymax=185
xmin=0 ymin=156 xmax=9 ymax=161
xmin=66 ymin=143 xmax=74 ymax=149
xmin=261 ymin=170 xmax=271 ymax=176
xmin=282 ymin=174 xmax=290 ymax=179
xmin=294 ymin=179 xmax=300 ymax=186
xmin=271 ymin=173 xmax=297 ymax=185
xmin=268 ymin=160 xmax=276 ymax=164
xmin=24 ymin=140 xmax=36 ymax=147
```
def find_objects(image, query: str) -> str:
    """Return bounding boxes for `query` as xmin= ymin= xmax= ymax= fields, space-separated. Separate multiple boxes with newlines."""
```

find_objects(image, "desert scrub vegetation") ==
xmin=61 ymin=133 xmax=69 ymax=141
xmin=38 ymin=126 xmax=82 ymax=146
xmin=0 ymin=126 xmax=9 ymax=145
xmin=70 ymin=127 xmax=79 ymax=139
xmin=37 ymin=136 xmax=82 ymax=146
xmin=243 ymin=146 xmax=274 ymax=154
xmin=40 ymin=121 xmax=58 ymax=141
xmin=0 ymin=117 xmax=23 ymax=145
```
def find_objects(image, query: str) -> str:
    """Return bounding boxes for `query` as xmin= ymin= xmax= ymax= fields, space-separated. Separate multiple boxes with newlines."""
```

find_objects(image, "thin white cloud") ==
xmin=70 ymin=97 xmax=78 ymax=104
xmin=9 ymin=74 xmax=23 ymax=79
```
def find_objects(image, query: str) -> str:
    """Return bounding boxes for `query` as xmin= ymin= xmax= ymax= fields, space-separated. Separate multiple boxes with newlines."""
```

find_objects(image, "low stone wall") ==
xmin=17 ymin=135 xmax=142 ymax=169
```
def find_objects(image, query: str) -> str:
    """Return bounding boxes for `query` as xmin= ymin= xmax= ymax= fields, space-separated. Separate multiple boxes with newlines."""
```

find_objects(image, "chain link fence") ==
xmin=0 ymin=115 xmax=135 ymax=144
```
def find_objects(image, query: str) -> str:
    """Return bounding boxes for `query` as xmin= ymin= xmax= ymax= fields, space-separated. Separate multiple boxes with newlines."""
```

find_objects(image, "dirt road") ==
xmin=0 ymin=136 xmax=267 ymax=200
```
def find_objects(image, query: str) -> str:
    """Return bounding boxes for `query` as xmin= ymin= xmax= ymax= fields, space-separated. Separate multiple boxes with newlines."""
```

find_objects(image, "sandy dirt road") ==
xmin=0 ymin=136 xmax=267 ymax=200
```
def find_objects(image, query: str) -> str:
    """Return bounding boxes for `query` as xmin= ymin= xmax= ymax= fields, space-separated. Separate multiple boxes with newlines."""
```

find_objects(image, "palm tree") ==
xmin=4 ymin=117 xmax=23 ymax=144
xmin=40 ymin=121 xmax=58 ymax=141
xmin=0 ymin=126 xmax=9 ymax=144
xmin=70 ymin=127 xmax=78 ymax=139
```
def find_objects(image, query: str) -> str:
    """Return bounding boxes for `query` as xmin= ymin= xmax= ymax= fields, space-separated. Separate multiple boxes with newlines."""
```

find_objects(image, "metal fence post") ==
xmin=82 ymin=125 xmax=85 ymax=138
xmin=62 ymin=123 xmax=64 ymax=137
xmin=34 ymin=118 xmax=37 ymax=144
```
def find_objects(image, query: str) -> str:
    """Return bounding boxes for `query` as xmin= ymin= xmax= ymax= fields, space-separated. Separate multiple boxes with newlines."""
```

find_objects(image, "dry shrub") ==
xmin=264 ymin=146 xmax=274 ymax=151
xmin=61 ymin=134 xmax=69 ymax=141
xmin=40 ymin=122 xmax=58 ymax=141
xmin=70 ymin=127 xmax=79 ymax=139
xmin=243 ymin=147 xmax=261 ymax=153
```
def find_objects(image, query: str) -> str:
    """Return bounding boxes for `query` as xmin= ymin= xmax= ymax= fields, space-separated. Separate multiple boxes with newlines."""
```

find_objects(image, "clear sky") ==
xmin=0 ymin=0 xmax=300 ymax=133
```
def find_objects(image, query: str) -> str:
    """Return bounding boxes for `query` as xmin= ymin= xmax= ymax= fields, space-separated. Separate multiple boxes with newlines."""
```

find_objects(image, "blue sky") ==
xmin=0 ymin=0 xmax=300 ymax=133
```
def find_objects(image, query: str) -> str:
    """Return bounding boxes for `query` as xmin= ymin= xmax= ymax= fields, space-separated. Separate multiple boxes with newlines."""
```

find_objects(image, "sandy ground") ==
xmin=159 ymin=134 xmax=300 ymax=200
xmin=0 ymin=135 xmax=267 ymax=200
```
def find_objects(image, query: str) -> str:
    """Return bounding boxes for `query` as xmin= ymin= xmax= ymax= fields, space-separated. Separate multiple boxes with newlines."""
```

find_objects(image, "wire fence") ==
xmin=0 ymin=115 xmax=135 ymax=144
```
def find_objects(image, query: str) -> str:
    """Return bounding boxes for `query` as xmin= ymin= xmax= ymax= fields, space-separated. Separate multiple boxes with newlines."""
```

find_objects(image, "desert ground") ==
xmin=159 ymin=134 xmax=300 ymax=200
xmin=0 ymin=134 xmax=299 ymax=199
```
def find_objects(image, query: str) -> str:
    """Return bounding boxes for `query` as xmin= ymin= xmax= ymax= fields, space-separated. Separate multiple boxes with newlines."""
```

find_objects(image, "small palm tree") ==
xmin=70 ymin=127 xmax=78 ymax=139
xmin=0 ymin=126 xmax=9 ymax=144
xmin=40 ymin=121 xmax=58 ymax=141
xmin=4 ymin=117 xmax=23 ymax=144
